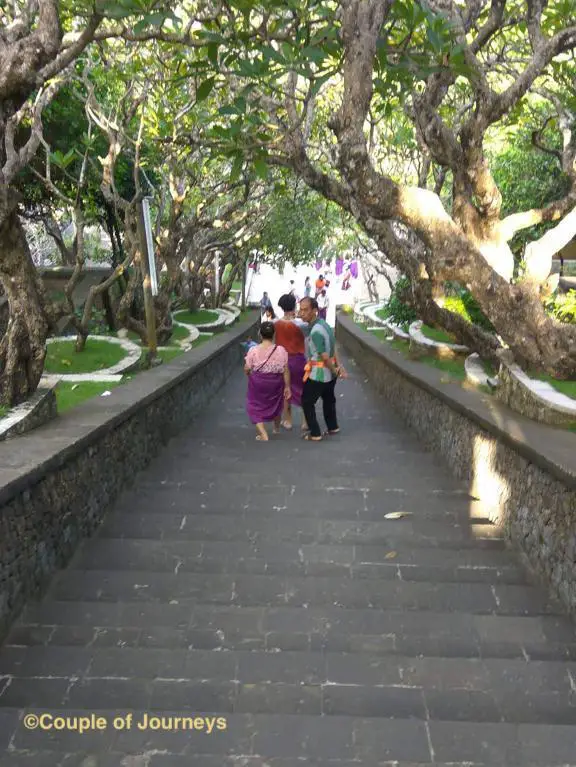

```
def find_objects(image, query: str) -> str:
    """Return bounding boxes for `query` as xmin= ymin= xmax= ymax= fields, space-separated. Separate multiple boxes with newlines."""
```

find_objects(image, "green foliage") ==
xmin=490 ymin=125 xmax=570 ymax=256
xmin=74 ymin=305 xmax=109 ymax=335
xmin=377 ymin=276 xmax=417 ymax=331
xmin=544 ymin=290 xmax=576 ymax=324
xmin=258 ymin=184 xmax=340 ymax=266
xmin=442 ymin=288 xmax=495 ymax=332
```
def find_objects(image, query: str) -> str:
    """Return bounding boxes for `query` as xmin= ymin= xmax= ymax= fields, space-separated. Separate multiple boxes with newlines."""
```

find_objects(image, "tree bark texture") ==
xmin=0 ymin=210 xmax=50 ymax=406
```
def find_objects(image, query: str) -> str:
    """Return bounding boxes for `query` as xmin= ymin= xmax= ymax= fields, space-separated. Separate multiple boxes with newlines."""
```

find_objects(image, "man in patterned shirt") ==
xmin=298 ymin=296 xmax=347 ymax=441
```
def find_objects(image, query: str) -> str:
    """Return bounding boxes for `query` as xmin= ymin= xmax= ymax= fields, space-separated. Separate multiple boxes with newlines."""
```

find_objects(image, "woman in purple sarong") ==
xmin=244 ymin=321 xmax=291 ymax=441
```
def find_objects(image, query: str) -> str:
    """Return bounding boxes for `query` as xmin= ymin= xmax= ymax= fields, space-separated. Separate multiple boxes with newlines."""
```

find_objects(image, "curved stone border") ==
xmin=173 ymin=309 xmax=227 ymax=332
xmin=496 ymin=362 xmax=576 ymax=427
xmin=465 ymin=353 xmax=499 ymax=389
xmin=219 ymin=308 xmax=237 ymax=328
xmin=45 ymin=335 xmax=142 ymax=381
xmin=171 ymin=319 xmax=200 ymax=345
xmin=383 ymin=319 xmax=410 ymax=341
xmin=0 ymin=385 xmax=57 ymax=441
xmin=409 ymin=320 xmax=469 ymax=358
xmin=361 ymin=301 xmax=389 ymax=327
xmin=223 ymin=303 xmax=241 ymax=318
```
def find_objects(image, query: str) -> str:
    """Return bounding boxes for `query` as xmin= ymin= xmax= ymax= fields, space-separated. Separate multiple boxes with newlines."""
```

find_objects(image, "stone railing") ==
xmin=337 ymin=314 xmax=576 ymax=615
xmin=0 ymin=312 xmax=259 ymax=642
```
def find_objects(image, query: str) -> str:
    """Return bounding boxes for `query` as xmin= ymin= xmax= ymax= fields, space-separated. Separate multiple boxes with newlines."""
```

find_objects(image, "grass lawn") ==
xmin=157 ymin=346 xmax=184 ymax=363
xmin=419 ymin=354 xmax=466 ymax=380
xmin=375 ymin=307 xmax=389 ymax=321
xmin=45 ymin=338 xmax=127 ymax=374
xmin=55 ymin=381 xmax=121 ymax=413
xmin=170 ymin=324 xmax=191 ymax=342
xmin=421 ymin=324 xmax=457 ymax=344
xmin=174 ymin=309 xmax=219 ymax=325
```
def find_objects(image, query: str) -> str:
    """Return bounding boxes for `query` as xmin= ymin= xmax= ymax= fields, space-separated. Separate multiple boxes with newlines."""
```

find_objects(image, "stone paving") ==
xmin=2 ymin=354 xmax=576 ymax=766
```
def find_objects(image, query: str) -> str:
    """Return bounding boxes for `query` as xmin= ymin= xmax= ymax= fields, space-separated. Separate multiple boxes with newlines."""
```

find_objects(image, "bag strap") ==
xmin=253 ymin=345 xmax=277 ymax=373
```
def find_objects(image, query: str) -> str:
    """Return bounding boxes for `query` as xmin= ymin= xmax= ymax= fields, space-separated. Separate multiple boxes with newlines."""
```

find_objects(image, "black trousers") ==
xmin=301 ymin=378 xmax=338 ymax=438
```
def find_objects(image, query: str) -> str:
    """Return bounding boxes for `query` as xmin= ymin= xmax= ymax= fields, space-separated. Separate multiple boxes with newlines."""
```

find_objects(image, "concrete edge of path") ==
xmin=0 ymin=312 xmax=260 ymax=505
xmin=0 ymin=311 xmax=259 ymax=643
xmin=337 ymin=314 xmax=576 ymax=489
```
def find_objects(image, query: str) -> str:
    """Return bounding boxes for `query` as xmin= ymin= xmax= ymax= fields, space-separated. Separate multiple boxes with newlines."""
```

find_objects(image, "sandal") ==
xmin=323 ymin=429 xmax=340 ymax=436
xmin=281 ymin=421 xmax=293 ymax=430
xmin=302 ymin=433 xmax=322 ymax=442
xmin=256 ymin=434 xmax=269 ymax=441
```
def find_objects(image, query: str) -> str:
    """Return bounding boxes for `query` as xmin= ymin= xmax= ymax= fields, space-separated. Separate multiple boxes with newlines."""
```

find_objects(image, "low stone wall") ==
xmin=337 ymin=315 xmax=576 ymax=614
xmin=0 ymin=313 xmax=258 ymax=642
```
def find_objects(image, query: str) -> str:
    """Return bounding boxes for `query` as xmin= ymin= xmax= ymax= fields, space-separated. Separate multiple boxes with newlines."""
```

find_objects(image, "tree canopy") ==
xmin=2 ymin=0 xmax=576 ymax=406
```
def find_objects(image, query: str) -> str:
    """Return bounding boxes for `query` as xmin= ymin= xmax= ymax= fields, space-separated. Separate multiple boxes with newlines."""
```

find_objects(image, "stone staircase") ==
xmin=1 ymin=354 xmax=576 ymax=766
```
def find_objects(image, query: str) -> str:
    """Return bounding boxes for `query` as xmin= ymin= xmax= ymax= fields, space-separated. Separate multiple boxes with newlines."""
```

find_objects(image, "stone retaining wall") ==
xmin=337 ymin=314 xmax=576 ymax=614
xmin=0 ymin=314 xmax=258 ymax=641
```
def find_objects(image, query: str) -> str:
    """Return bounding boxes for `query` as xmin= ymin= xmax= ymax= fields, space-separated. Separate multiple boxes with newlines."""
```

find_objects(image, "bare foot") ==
xmin=256 ymin=434 xmax=269 ymax=441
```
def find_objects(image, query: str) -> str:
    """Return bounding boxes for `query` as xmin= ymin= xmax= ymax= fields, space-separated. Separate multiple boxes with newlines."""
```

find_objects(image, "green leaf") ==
xmin=196 ymin=77 xmax=216 ymax=102
xmin=230 ymin=154 xmax=244 ymax=182
xmin=254 ymin=156 xmax=268 ymax=180
xmin=207 ymin=42 xmax=219 ymax=66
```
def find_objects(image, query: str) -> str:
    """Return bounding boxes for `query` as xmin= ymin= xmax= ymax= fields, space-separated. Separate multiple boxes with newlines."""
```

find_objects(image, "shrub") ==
xmin=544 ymin=290 xmax=576 ymax=324
xmin=378 ymin=276 xmax=417 ymax=330
xmin=443 ymin=286 xmax=495 ymax=333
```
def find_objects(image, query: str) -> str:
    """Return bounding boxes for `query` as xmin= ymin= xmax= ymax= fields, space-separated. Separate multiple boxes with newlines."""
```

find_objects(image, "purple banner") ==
xmin=335 ymin=258 xmax=344 ymax=276
xmin=315 ymin=259 xmax=323 ymax=271
xmin=349 ymin=261 xmax=358 ymax=279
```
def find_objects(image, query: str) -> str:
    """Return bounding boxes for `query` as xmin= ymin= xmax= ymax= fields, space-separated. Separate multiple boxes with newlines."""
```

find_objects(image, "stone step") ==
xmin=2 ymin=711 xmax=576 ymax=765
xmin=112 ymin=484 xmax=494 ymax=521
xmin=2 ymin=676 xmax=576 ymax=726
xmin=95 ymin=512 xmax=504 ymax=549
xmin=43 ymin=571 xmax=553 ymax=616
xmin=8 ymin=615 xmax=576 ymax=662
xmin=14 ymin=600 xmax=575 ymax=644
xmin=1 ymin=644 xmax=574 ymax=692
xmin=68 ymin=538 xmax=528 ymax=584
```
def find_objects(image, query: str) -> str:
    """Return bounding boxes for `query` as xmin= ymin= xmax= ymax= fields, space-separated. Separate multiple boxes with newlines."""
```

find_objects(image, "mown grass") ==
xmin=55 ymin=381 xmax=121 ymax=413
xmin=420 ymin=324 xmax=456 ymax=344
xmin=45 ymin=339 xmax=127 ymax=374
xmin=173 ymin=309 xmax=219 ymax=325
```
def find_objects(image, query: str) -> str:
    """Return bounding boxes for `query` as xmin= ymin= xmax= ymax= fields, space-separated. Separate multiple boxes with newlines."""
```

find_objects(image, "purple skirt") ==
xmin=247 ymin=372 xmax=284 ymax=424
xmin=288 ymin=353 xmax=306 ymax=406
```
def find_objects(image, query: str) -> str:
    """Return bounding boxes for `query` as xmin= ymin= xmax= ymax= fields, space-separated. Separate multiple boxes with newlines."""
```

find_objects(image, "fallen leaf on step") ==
xmin=384 ymin=511 xmax=413 ymax=520
xmin=384 ymin=551 xmax=397 ymax=559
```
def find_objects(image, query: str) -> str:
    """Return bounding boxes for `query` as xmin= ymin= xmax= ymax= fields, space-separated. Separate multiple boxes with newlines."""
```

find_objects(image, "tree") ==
xmin=188 ymin=0 xmax=576 ymax=376
xmin=0 ymin=0 xmax=181 ymax=405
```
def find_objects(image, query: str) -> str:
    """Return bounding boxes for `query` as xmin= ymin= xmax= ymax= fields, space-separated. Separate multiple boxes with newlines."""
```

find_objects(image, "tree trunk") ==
xmin=0 ymin=211 xmax=50 ymax=406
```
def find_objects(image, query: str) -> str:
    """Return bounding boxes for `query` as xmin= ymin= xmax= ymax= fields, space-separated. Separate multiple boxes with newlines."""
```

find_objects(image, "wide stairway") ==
xmin=2 ymin=354 xmax=576 ymax=766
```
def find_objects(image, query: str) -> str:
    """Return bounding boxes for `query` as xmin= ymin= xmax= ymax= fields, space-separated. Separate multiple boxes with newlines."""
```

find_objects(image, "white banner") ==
xmin=142 ymin=197 xmax=158 ymax=296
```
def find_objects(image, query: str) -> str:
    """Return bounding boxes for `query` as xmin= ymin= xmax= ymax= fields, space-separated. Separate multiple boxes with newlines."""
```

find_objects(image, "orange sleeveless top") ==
xmin=274 ymin=320 xmax=305 ymax=355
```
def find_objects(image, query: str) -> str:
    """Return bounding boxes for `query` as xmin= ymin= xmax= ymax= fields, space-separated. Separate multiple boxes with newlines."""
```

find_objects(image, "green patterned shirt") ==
xmin=305 ymin=318 xmax=336 ymax=383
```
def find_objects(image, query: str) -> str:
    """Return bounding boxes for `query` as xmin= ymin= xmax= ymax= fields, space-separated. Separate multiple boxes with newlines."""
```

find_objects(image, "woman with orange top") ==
xmin=274 ymin=293 xmax=309 ymax=431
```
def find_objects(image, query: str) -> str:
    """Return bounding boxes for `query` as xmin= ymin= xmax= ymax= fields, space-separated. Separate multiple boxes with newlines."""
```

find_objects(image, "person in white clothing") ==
xmin=317 ymin=289 xmax=329 ymax=320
